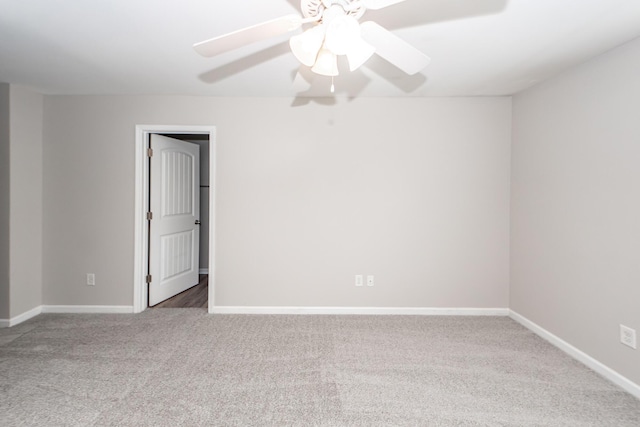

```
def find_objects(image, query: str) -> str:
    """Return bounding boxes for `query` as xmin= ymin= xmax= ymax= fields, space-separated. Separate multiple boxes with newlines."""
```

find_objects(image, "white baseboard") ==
xmin=199 ymin=268 xmax=209 ymax=275
xmin=209 ymin=306 xmax=510 ymax=316
xmin=42 ymin=305 xmax=134 ymax=314
xmin=1 ymin=305 xmax=136 ymax=327
xmin=0 ymin=305 xmax=43 ymax=328
xmin=510 ymin=310 xmax=640 ymax=400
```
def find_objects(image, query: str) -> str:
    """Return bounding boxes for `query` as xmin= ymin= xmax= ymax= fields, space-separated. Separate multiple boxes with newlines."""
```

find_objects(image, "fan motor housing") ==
xmin=301 ymin=0 xmax=365 ymax=21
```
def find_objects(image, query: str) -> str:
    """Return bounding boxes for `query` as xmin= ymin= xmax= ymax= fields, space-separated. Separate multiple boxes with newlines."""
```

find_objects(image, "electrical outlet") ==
xmin=367 ymin=275 xmax=374 ymax=287
xmin=86 ymin=273 xmax=95 ymax=286
xmin=620 ymin=325 xmax=637 ymax=349
xmin=355 ymin=275 xmax=363 ymax=287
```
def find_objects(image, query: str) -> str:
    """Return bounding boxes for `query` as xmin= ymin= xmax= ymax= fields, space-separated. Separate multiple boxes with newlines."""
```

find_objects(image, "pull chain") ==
xmin=330 ymin=76 xmax=335 ymax=93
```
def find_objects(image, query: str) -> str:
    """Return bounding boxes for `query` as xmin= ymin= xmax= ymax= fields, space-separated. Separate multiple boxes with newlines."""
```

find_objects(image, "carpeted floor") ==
xmin=1 ymin=310 xmax=639 ymax=426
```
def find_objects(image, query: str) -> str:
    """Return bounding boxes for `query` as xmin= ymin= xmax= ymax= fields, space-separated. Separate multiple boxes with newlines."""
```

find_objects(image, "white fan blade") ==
xmin=194 ymin=14 xmax=303 ymax=57
xmin=360 ymin=21 xmax=430 ymax=75
xmin=362 ymin=0 xmax=408 ymax=10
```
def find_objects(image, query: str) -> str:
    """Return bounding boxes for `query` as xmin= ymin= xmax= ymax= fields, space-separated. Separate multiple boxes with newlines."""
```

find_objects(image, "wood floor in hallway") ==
xmin=153 ymin=275 xmax=208 ymax=308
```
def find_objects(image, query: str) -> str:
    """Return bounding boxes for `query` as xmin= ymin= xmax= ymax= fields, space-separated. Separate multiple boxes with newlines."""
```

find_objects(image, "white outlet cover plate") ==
xmin=620 ymin=324 xmax=637 ymax=349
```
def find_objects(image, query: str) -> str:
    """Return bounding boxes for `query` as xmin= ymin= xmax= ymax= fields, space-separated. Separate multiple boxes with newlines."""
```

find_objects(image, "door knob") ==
xmin=195 ymin=220 xmax=201 ymax=225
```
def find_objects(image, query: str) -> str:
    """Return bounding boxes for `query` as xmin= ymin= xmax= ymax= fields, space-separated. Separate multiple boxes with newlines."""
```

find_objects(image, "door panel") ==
xmin=149 ymin=134 xmax=200 ymax=306
xmin=161 ymin=230 xmax=194 ymax=280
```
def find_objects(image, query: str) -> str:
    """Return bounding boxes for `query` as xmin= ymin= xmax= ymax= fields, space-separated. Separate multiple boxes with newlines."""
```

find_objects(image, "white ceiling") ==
xmin=1 ymin=0 xmax=640 ymax=98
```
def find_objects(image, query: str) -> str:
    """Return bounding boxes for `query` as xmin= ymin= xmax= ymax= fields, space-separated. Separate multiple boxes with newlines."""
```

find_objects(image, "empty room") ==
xmin=1 ymin=0 xmax=639 ymax=425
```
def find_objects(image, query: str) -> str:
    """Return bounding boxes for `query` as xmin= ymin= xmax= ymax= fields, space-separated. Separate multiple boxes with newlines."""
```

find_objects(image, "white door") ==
xmin=148 ymin=134 xmax=200 ymax=306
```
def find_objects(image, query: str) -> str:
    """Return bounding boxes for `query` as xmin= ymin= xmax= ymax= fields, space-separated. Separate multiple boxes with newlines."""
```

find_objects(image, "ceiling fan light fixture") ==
xmin=311 ymin=48 xmax=339 ymax=76
xmin=290 ymin=25 xmax=326 ymax=66
xmin=324 ymin=15 xmax=360 ymax=56
xmin=194 ymin=0 xmax=432 ymax=85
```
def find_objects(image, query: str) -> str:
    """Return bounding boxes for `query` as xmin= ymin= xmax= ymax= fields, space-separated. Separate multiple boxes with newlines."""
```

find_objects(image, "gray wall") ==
xmin=199 ymin=140 xmax=209 ymax=271
xmin=511 ymin=37 xmax=640 ymax=385
xmin=8 ymin=85 xmax=43 ymax=317
xmin=0 ymin=83 xmax=10 ymax=320
xmin=42 ymin=96 xmax=512 ymax=308
xmin=0 ymin=84 xmax=43 ymax=321
xmin=187 ymin=139 xmax=210 ymax=271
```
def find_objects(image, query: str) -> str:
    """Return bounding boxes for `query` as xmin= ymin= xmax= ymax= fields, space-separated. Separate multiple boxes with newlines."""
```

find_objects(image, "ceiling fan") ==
xmin=193 ymin=0 xmax=431 ymax=80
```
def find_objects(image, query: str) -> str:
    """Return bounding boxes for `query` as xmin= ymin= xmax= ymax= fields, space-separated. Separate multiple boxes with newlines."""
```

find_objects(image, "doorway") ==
xmin=148 ymin=134 xmax=201 ymax=306
xmin=133 ymin=125 xmax=216 ymax=314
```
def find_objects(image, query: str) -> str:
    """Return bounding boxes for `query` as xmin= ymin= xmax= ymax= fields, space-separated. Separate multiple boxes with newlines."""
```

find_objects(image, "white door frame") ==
xmin=134 ymin=125 xmax=216 ymax=314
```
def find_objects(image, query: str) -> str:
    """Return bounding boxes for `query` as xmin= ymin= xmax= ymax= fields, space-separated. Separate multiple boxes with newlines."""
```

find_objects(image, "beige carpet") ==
xmin=1 ymin=310 xmax=639 ymax=426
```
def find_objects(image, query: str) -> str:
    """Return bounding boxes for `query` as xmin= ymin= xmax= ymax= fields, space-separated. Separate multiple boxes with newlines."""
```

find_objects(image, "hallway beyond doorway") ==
xmin=153 ymin=275 xmax=208 ymax=308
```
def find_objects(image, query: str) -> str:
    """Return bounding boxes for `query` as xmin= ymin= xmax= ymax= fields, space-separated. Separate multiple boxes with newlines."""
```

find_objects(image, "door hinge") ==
xmin=147 ymin=148 xmax=153 ymax=157
xmin=146 ymin=211 xmax=153 ymax=220
xmin=145 ymin=274 xmax=152 ymax=284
